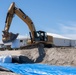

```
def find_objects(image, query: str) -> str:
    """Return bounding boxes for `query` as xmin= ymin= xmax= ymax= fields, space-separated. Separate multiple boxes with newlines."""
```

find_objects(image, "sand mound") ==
xmin=20 ymin=47 xmax=76 ymax=66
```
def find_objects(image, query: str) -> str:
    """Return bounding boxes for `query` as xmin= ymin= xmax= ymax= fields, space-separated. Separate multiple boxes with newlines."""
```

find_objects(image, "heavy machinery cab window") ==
xmin=36 ymin=31 xmax=47 ymax=41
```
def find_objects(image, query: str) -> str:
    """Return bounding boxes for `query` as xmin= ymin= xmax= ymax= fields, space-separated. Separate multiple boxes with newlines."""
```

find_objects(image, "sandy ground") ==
xmin=0 ymin=71 xmax=20 ymax=75
xmin=20 ymin=47 xmax=76 ymax=66
xmin=0 ymin=50 xmax=21 ymax=56
xmin=0 ymin=47 xmax=76 ymax=74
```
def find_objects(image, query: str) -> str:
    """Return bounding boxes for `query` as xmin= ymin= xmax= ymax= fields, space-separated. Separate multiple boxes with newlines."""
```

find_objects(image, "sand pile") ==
xmin=21 ymin=47 xmax=76 ymax=66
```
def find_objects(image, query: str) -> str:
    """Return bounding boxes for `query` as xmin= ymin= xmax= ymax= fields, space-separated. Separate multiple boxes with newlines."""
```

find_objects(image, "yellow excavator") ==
xmin=2 ymin=2 xmax=53 ymax=47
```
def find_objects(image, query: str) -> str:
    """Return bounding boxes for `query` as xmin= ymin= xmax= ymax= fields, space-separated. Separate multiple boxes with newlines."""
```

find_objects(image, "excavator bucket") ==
xmin=2 ymin=31 xmax=19 ymax=43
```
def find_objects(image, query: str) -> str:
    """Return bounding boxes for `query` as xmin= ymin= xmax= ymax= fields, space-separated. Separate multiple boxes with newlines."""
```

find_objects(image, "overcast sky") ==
xmin=0 ymin=0 xmax=76 ymax=40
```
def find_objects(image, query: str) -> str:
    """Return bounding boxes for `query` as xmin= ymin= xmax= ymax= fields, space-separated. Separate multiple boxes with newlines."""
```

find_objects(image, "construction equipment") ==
xmin=2 ymin=2 xmax=53 ymax=47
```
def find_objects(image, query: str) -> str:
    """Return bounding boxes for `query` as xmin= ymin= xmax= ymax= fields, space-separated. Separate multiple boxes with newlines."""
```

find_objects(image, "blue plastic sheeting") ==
xmin=0 ymin=63 xmax=76 ymax=75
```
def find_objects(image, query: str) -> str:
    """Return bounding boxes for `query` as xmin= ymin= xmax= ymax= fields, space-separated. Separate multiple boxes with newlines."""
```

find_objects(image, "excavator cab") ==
xmin=35 ymin=30 xmax=47 ymax=41
xmin=30 ymin=30 xmax=47 ymax=42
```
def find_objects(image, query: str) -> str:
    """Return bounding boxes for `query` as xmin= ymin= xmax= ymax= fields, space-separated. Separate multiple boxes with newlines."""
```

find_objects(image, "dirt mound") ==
xmin=20 ymin=47 xmax=76 ymax=66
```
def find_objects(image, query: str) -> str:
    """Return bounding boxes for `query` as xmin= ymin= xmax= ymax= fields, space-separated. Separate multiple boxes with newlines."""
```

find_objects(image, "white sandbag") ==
xmin=0 ymin=55 xmax=12 ymax=63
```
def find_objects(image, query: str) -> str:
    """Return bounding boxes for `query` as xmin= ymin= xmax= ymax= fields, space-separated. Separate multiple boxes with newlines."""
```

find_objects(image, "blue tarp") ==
xmin=0 ymin=63 xmax=76 ymax=75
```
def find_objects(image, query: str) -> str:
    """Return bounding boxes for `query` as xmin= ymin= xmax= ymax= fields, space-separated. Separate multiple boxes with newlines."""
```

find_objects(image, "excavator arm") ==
xmin=2 ymin=2 xmax=36 ymax=43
